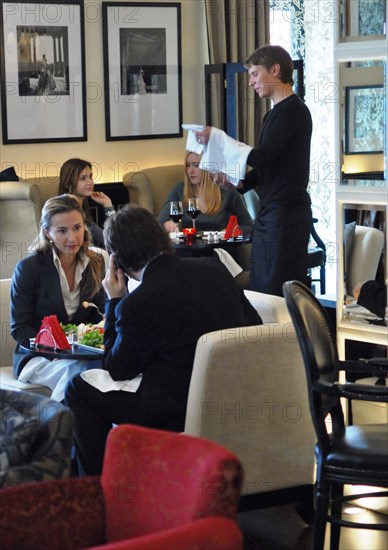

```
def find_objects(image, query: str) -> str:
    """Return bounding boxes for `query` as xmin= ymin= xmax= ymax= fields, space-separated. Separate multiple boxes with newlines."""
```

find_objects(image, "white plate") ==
xmin=73 ymin=342 xmax=104 ymax=354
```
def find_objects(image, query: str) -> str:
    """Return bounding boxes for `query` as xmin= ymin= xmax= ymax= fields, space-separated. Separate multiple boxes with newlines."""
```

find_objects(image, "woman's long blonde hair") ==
xmin=36 ymin=194 xmax=103 ymax=298
xmin=182 ymin=152 xmax=221 ymax=214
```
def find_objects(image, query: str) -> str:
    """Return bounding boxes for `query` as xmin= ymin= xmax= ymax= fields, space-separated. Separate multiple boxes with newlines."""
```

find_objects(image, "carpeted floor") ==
xmin=238 ymin=503 xmax=388 ymax=550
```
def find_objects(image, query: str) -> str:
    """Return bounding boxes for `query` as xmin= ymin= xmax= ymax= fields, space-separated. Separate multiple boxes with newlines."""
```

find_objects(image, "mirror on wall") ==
xmin=340 ymin=0 xmax=386 ymax=40
xmin=343 ymin=204 xmax=386 ymax=323
xmin=339 ymin=59 xmax=386 ymax=186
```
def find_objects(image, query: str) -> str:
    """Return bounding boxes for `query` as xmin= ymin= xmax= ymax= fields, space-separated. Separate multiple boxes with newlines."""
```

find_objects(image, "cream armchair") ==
xmin=184 ymin=291 xmax=316 ymax=517
xmin=346 ymin=225 xmax=385 ymax=293
xmin=123 ymin=164 xmax=184 ymax=215
xmin=0 ymin=182 xmax=42 ymax=279
xmin=24 ymin=175 xmax=60 ymax=208
xmin=0 ymin=278 xmax=51 ymax=395
xmin=0 ymin=177 xmax=60 ymax=279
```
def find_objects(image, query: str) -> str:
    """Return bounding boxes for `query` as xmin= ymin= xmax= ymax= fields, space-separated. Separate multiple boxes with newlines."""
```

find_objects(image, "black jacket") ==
xmin=11 ymin=249 xmax=105 ymax=375
xmin=102 ymin=254 xmax=262 ymax=428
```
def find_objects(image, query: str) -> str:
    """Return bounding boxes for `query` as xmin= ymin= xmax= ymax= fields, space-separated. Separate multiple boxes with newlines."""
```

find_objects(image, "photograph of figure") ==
xmin=17 ymin=26 xmax=69 ymax=96
xmin=120 ymin=28 xmax=167 ymax=95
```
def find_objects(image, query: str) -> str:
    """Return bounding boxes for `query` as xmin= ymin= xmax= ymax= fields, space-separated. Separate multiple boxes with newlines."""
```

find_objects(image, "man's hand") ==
xmin=103 ymin=255 xmax=127 ymax=300
xmin=210 ymin=172 xmax=243 ymax=190
xmin=352 ymin=281 xmax=366 ymax=301
xmin=194 ymin=126 xmax=212 ymax=146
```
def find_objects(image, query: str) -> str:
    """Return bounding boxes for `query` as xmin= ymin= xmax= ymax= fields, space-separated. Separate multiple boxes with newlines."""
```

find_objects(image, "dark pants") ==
xmin=250 ymin=203 xmax=312 ymax=296
xmin=65 ymin=374 xmax=142 ymax=476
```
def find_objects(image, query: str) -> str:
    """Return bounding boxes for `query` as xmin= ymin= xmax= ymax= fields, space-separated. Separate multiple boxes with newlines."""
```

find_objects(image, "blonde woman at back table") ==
xmin=157 ymin=151 xmax=253 ymax=235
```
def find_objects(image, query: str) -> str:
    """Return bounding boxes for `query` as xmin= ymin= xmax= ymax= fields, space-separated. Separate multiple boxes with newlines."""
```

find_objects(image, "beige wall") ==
xmin=0 ymin=0 xmax=209 ymax=183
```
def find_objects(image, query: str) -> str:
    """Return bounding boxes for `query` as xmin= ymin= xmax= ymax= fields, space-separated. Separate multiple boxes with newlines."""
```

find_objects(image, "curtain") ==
xmin=204 ymin=0 xmax=270 ymax=146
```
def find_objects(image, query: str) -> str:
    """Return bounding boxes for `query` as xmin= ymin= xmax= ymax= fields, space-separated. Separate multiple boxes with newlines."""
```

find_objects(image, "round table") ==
xmin=174 ymin=235 xmax=251 ymax=258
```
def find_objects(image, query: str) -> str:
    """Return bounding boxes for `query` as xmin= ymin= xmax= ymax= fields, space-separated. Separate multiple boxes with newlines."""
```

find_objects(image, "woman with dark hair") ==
xmin=65 ymin=205 xmax=261 ymax=475
xmin=196 ymin=45 xmax=313 ymax=297
xmin=11 ymin=194 xmax=106 ymax=400
xmin=58 ymin=158 xmax=114 ymax=248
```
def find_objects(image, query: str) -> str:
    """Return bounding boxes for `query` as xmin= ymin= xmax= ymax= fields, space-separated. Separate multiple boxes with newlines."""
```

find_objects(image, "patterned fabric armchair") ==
xmin=0 ymin=389 xmax=74 ymax=487
xmin=0 ymin=424 xmax=244 ymax=550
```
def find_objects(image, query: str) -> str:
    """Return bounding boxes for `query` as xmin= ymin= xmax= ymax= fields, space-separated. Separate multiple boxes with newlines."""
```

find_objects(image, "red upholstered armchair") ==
xmin=0 ymin=424 xmax=244 ymax=550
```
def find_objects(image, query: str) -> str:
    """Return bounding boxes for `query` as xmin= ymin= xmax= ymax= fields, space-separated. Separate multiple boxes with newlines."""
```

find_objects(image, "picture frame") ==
xmin=0 ymin=1 xmax=87 ymax=144
xmin=102 ymin=2 xmax=182 ymax=141
xmin=292 ymin=59 xmax=304 ymax=101
xmin=345 ymin=85 xmax=385 ymax=154
xmin=344 ymin=0 xmax=386 ymax=37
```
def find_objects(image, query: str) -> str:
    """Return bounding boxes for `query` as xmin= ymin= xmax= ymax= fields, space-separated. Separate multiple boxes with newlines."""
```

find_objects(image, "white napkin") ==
xmin=81 ymin=369 xmax=142 ymax=393
xmin=183 ymin=123 xmax=252 ymax=186
xmin=213 ymin=248 xmax=243 ymax=278
xmin=200 ymin=128 xmax=252 ymax=186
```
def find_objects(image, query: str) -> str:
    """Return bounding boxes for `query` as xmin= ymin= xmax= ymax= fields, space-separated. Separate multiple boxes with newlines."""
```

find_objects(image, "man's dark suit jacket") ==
xmin=357 ymin=280 xmax=386 ymax=319
xmin=103 ymin=253 xmax=262 ymax=429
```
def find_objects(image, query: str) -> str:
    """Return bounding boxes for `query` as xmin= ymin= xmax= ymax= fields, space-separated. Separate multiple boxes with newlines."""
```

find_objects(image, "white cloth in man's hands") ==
xmin=200 ymin=128 xmax=252 ymax=186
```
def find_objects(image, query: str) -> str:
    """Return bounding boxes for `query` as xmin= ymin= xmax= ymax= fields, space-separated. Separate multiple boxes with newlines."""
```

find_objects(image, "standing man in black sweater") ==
xmin=196 ymin=45 xmax=313 ymax=297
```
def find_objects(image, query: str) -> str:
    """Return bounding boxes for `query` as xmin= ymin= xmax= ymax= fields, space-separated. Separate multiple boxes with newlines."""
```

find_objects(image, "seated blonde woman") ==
xmin=157 ymin=151 xmax=253 ymax=236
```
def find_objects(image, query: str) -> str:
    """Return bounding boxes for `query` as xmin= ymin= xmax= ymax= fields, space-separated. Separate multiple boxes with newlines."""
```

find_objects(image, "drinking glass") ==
xmin=169 ymin=201 xmax=183 ymax=241
xmin=187 ymin=198 xmax=201 ymax=229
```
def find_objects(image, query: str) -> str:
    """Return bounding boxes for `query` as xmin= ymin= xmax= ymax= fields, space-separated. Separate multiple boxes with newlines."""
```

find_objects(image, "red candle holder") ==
xmin=182 ymin=227 xmax=197 ymax=242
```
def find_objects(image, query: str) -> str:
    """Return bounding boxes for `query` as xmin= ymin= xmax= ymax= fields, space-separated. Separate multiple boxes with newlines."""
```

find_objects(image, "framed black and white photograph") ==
xmin=345 ymin=85 xmax=385 ymax=154
xmin=0 ymin=0 xmax=87 ymax=144
xmin=102 ymin=2 xmax=182 ymax=141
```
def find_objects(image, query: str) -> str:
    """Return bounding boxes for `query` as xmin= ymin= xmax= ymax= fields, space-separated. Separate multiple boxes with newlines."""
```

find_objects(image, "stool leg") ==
xmin=320 ymin=265 xmax=326 ymax=295
xmin=330 ymin=483 xmax=343 ymax=550
xmin=313 ymin=485 xmax=328 ymax=550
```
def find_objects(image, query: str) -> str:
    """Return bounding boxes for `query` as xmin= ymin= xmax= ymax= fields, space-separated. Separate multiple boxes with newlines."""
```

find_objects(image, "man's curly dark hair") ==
xmin=103 ymin=205 xmax=174 ymax=272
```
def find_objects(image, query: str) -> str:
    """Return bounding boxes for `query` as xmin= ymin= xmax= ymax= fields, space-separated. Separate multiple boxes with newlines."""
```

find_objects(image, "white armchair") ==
xmin=123 ymin=165 xmax=184 ymax=215
xmin=0 ymin=278 xmax=51 ymax=395
xmin=346 ymin=225 xmax=384 ymax=293
xmin=184 ymin=291 xmax=316 ymax=516
xmin=0 ymin=182 xmax=42 ymax=279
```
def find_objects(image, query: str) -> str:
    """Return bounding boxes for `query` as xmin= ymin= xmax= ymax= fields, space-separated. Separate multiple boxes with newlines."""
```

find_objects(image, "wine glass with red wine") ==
xmin=187 ymin=198 xmax=200 ymax=229
xmin=169 ymin=201 xmax=183 ymax=241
